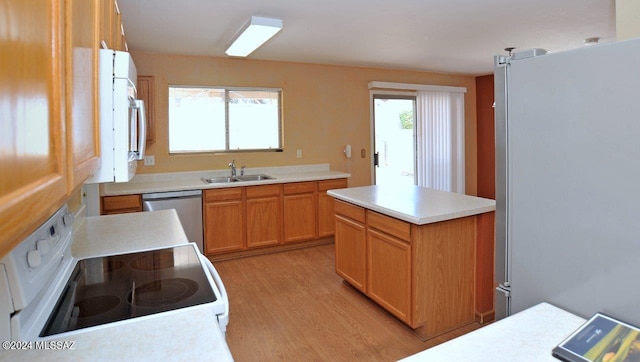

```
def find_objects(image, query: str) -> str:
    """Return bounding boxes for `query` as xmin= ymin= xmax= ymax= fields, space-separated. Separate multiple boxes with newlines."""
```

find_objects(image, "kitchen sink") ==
xmin=202 ymin=176 xmax=239 ymax=184
xmin=202 ymin=174 xmax=274 ymax=184
xmin=235 ymin=174 xmax=274 ymax=182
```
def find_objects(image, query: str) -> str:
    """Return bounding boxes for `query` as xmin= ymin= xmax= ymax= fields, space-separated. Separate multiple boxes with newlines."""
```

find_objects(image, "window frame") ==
xmin=168 ymin=85 xmax=284 ymax=154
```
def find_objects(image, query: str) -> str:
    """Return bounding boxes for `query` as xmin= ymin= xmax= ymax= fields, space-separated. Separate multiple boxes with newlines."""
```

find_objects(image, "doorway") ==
xmin=372 ymin=95 xmax=416 ymax=186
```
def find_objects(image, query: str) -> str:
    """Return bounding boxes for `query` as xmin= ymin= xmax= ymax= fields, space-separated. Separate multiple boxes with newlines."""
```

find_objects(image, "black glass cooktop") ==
xmin=40 ymin=245 xmax=216 ymax=337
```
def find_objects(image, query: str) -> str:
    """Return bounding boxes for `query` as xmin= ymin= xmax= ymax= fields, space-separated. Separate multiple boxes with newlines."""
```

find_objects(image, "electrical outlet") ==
xmin=296 ymin=149 xmax=302 ymax=158
xmin=143 ymin=155 xmax=155 ymax=166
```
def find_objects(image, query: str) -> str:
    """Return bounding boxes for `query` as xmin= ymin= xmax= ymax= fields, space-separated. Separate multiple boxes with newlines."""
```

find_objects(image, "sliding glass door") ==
xmin=372 ymin=95 xmax=416 ymax=186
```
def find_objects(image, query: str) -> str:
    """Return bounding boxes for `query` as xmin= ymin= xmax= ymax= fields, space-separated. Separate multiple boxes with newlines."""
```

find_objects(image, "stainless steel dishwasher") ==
xmin=142 ymin=190 xmax=203 ymax=252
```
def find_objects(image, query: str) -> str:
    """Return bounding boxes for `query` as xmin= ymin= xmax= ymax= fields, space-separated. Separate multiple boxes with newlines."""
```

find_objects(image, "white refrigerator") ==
xmin=494 ymin=37 xmax=640 ymax=326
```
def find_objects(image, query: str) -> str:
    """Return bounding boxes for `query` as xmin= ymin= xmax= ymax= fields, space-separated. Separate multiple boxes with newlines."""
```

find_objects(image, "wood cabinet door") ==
xmin=204 ymin=200 xmax=245 ymax=254
xmin=0 ymin=0 xmax=68 ymax=257
xmin=246 ymin=196 xmax=281 ymax=248
xmin=111 ymin=1 xmax=125 ymax=50
xmin=335 ymin=215 xmax=367 ymax=293
xmin=283 ymin=193 xmax=317 ymax=243
xmin=367 ymin=228 xmax=412 ymax=324
xmin=317 ymin=179 xmax=348 ymax=237
xmin=101 ymin=194 xmax=142 ymax=215
xmin=66 ymin=0 xmax=100 ymax=190
xmin=137 ymin=76 xmax=155 ymax=144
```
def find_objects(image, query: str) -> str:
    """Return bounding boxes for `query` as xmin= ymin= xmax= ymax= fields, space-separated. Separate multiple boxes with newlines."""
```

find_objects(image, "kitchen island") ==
xmin=328 ymin=185 xmax=496 ymax=340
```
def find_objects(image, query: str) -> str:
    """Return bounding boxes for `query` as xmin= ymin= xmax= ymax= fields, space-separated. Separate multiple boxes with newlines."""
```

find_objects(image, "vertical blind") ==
xmin=416 ymin=90 xmax=465 ymax=193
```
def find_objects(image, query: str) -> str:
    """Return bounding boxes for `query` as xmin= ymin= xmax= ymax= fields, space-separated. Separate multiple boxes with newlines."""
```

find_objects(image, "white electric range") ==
xmin=0 ymin=205 xmax=231 ymax=359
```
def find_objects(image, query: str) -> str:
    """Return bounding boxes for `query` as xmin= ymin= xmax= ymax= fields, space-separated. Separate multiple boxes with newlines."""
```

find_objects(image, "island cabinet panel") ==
xmin=204 ymin=188 xmax=245 ymax=254
xmin=333 ymin=196 xmax=493 ymax=341
xmin=246 ymin=185 xmax=282 ymax=248
xmin=367 ymin=228 xmax=412 ymax=324
xmin=334 ymin=208 xmax=367 ymax=293
xmin=283 ymin=182 xmax=317 ymax=243
xmin=367 ymin=211 xmax=411 ymax=242
xmin=317 ymin=178 xmax=348 ymax=237
xmin=412 ymin=217 xmax=476 ymax=338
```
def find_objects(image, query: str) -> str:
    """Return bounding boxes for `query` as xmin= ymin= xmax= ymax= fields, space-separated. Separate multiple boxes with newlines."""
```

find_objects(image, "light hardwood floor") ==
xmin=213 ymin=244 xmax=482 ymax=361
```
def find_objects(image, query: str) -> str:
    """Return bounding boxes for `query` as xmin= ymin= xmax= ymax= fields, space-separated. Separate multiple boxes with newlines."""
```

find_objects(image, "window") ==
xmin=168 ymin=86 xmax=282 ymax=153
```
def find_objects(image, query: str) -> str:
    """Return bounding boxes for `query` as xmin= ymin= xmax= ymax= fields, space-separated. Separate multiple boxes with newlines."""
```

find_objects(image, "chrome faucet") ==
xmin=229 ymin=160 xmax=236 ymax=177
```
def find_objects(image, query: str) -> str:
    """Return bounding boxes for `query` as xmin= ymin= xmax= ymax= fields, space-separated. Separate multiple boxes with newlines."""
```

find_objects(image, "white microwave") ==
xmin=87 ymin=49 xmax=146 ymax=184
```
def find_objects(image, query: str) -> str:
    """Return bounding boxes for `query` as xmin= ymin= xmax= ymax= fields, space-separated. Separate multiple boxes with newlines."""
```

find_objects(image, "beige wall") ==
xmin=131 ymin=52 xmax=478 ymax=194
xmin=617 ymin=0 xmax=640 ymax=39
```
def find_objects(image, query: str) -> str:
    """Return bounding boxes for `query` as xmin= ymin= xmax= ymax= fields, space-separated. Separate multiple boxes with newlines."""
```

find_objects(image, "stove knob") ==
xmin=27 ymin=250 xmax=42 ymax=268
xmin=62 ymin=213 xmax=74 ymax=227
xmin=37 ymin=239 xmax=51 ymax=255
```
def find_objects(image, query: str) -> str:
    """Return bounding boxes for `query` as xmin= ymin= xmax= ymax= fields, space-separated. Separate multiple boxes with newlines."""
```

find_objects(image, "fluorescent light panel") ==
xmin=225 ymin=16 xmax=283 ymax=57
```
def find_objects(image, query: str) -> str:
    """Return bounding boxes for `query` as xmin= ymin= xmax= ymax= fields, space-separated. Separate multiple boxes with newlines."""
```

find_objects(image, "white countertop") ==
xmin=72 ymin=209 xmax=190 ymax=258
xmin=102 ymin=164 xmax=350 ymax=196
xmin=327 ymin=185 xmax=496 ymax=225
xmin=1 ymin=210 xmax=234 ymax=361
xmin=401 ymin=303 xmax=586 ymax=362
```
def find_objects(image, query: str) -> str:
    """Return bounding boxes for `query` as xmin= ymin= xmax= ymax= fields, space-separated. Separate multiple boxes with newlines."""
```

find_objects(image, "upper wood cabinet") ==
xmin=0 ymin=1 xmax=68 ymax=257
xmin=137 ymin=76 xmax=156 ymax=144
xmin=66 ymin=0 xmax=100 ymax=191
xmin=0 ymin=0 xmax=107 ymax=258
xmin=99 ymin=0 xmax=127 ymax=51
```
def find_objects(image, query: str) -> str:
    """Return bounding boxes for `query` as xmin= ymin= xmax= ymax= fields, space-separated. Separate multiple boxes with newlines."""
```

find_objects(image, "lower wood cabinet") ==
xmin=246 ymin=185 xmax=281 ymax=248
xmin=101 ymin=194 xmax=142 ymax=214
xmin=318 ymin=179 xmax=348 ymax=237
xmin=367 ymin=228 xmax=411 ymax=324
xmin=334 ymin=212 xmax=367 ymax=293
xmin=200 ymin=178 xmax=347 ymax=257
xmin=203 ymin=188 xmax=245 ymax=254
xmin=283 ymin=182 xmax=317 ymax=243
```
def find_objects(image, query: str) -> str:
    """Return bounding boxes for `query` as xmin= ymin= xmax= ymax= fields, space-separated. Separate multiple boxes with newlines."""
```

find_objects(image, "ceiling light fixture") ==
xmin=225 ymin=16 xmax=283 ymax=57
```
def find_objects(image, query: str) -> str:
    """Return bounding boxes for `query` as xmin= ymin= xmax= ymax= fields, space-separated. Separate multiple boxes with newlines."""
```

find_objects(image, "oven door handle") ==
xmin=200 ymin=255 xmax=229 ymax=332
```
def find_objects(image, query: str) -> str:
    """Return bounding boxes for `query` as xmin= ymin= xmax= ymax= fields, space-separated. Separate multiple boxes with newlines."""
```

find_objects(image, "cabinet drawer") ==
xmin=334 ymin=200 xmax=365 ymax=224
xmin=102 ymin=194 xmax=141 ymax=211
xmin=204 ymin=187 xmax=243 ymax=202
xmin=246 ymin=184 xmax=281 ymax=198
xmin=318 ymin=178 xmax=348 ymax=192
xmin=367 ymin=210 xmax=411 ymax=242
xmin=283 ymin=181 xmax=316 ymax=195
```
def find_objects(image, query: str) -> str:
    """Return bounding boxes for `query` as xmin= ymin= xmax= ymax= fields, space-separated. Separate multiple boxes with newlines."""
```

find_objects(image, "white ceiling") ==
xmin=118 ymin=0 xmax=616 ymax=75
